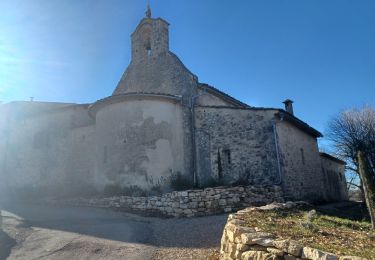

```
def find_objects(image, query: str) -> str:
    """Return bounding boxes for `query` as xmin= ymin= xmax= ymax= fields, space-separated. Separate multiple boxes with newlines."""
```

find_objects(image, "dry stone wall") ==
xmin=51 ymin=185 xmax=283 ymax=218
xmin=220 ymin=202 xmax=366 ymax=260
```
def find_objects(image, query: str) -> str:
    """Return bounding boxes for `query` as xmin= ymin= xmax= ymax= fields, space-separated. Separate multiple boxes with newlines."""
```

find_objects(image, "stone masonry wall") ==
xmin=276 ymin=121 xmax=326 ymax=202
xmin=220 ymin=202 xmax=364 ymax=260
xmin=320 ymin=154 xmax=348 ymax=202
xmin=51 ymin=185 xmax=283 ymax=218
xmin=195 ymin=107 xmax=281 ymax=187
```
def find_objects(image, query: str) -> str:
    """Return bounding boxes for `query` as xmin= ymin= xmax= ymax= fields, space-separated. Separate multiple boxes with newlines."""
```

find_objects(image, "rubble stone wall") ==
xmin=220 ymin=202 xmax=363 ymax=260
xmin=195 ymin=107 xmax=280 ymax=187
xmin=52 ymin=185 xmax=283 ymax=218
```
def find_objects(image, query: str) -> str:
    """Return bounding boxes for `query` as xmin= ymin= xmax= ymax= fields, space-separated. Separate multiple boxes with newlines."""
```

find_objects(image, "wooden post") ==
xmin=357 ymin=151 xmax=375 ymax=229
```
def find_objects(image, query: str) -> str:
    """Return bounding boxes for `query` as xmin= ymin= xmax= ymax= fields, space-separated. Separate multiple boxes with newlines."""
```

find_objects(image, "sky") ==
xmin=0 ymin=0 xmax=374 ymax=150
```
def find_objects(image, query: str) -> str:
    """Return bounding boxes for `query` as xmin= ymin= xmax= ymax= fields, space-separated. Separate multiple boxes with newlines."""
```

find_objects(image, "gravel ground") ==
xmin=151 ymin=214 xmax=227 ymax=259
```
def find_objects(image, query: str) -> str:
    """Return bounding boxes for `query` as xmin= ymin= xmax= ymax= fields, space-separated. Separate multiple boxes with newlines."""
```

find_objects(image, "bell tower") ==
xmin=131 ymin=4 xmax=169 ymax=61
xmin=112 ymin=4 xmax=197 ymax=96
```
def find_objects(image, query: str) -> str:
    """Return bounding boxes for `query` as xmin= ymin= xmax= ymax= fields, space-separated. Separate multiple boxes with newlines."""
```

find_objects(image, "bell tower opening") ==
xmin=131 ymin=5 xmax=170 ymax=61
xmin=142 ymin=28 xmax=152 ymax=56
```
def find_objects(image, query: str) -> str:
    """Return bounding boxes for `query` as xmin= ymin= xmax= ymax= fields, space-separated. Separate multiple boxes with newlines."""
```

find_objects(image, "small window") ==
xmin=103 ymin=146 xmax=108 ymax=164
xmin=223 ymin=149 xmax=231 ymax=164
xmin=217 ymin=150 xmax=223 ymax=179
xmin=300 ymin=148 xmax=305 ymax=165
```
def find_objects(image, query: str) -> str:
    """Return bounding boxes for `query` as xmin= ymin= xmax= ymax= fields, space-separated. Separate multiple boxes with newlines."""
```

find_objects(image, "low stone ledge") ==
xmin=47 ymin=185 xmax=283 ymax=218
xmin=220 ymin=202 xmax=368 ymax=260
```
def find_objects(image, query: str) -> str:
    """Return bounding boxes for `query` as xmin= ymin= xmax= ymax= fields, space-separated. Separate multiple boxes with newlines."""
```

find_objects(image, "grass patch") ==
xmin=244 ymin=207 xmax=375 ymax=259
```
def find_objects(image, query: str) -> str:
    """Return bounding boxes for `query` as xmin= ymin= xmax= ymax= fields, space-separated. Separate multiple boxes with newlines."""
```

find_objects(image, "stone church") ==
xmin=0 ymin=8 xmax=348 ymax=202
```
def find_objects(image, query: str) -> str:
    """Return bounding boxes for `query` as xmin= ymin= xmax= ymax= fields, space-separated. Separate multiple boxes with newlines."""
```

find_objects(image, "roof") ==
xmin=89 ymin=92 xmax=182 ymax=117
xmin=275 ymin=110 xmax=323 ymax=138
xmin=196 ymin=105 xmax=322 ymax=138
xmin=198 ymin=83 xmax=250 ymax=108
xmin=320 ymin=152 xmax=346 ymax=165
xmin=0 ymin=101 xmax=80 ymax=118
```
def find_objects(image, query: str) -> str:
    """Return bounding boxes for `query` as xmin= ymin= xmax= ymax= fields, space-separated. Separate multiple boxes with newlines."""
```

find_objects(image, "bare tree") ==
xmin=358 ymin=151 xmax=375 ymax=228
xmin=328 ymin=106 xmax=375 ymax=228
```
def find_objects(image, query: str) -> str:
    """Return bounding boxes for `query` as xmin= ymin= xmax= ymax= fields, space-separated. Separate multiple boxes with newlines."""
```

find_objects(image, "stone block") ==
xmin=174 ymin=208 xmax=183 ymax=214
xmin=302 ymin=247 xmax=339 ymax=260
xmin=236 ymin=243 xmax=251 ymax=252
xmin=241 ymin=232 xmax=275 ymax=245
xmin=266 ymin=247 xmax=284 ymax=256
xmin=253 ymin=238 xmax=274 ymax=247
xmin=219 ymin=199 xmax=227 ymax=206
xmin=339 ymin=257 xmax=367 ymax=260
xmin=241 ymin=250 xmax=278 ymax=260
xmin=284 ymin=255 xmax=297 ymax=260
xmin=189 ymin=201 xmax=198 ymax=208
xmin=273 ymin=239 xmax=302 ymax=257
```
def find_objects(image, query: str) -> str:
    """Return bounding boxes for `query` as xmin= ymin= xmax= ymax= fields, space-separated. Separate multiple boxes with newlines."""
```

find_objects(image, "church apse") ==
xmin=93 ymin=97 xmax=186 ymax=191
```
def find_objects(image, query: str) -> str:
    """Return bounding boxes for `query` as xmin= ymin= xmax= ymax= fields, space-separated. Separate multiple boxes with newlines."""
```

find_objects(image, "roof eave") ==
xmin=275 ymin=110 xmax=323 ymax=138
xmin=320 ymin=152 xmax=346 ymax=165
xmin=198 ymin=83 xmax=250 ymax=108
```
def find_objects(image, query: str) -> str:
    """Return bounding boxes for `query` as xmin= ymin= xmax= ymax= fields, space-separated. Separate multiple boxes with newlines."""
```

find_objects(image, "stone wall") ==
xmin=51 ymin=185 xmax=283 ymax=218
xmin=275 ymin=120 xmax=326 ymax=202
xmin=220 ymin=202 xmax=363 ymax=260
xmin=195 ymin=107 xmax=280 ymax=187
xmin=320 ymin=153 xmax=348 ymax=201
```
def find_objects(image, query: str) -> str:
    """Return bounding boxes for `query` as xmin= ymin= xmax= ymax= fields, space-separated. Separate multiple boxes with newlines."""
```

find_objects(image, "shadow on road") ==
xmin=0 ymin=229 xmax=16 ymax=260
xmin=0 ymin=200 xmax=228 ymax=249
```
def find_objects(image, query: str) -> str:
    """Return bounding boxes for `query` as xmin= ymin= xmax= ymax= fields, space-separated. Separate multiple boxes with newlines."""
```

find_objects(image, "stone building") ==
xmin=0 ymin=8 xmax=348 ymax=202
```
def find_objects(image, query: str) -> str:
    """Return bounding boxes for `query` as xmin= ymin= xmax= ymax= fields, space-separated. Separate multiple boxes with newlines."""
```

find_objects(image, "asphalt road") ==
xmin=0 ymin=201 xmax=227 ymax=260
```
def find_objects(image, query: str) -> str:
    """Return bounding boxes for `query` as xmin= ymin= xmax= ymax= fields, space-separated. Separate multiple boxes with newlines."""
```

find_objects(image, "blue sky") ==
xmin=0 ymin=0 xmax=374 ymax=149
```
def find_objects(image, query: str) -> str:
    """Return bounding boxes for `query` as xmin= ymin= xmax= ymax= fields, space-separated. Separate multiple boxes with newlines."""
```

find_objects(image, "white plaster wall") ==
xmin=95 ymin=99 xmax=185 ymax=190
xmin=0 ymin=105 xmax=9 ymax=195
xmin=3 ymin=111 xmax=71 ymax=191
xmin=1 ymin=105 xmax=96 ymax=196
xmin=67 ymin=124 xmax=97 ymax=193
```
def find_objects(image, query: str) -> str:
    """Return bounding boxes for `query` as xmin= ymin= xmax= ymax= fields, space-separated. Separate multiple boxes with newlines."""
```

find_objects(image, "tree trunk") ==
xmin=357 ymin=151 xmax=375 ymax=229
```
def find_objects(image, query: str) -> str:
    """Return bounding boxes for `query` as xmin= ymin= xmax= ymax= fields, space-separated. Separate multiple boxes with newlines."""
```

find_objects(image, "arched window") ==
xmin=140 ymin=27 xmax=151 ymax=56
